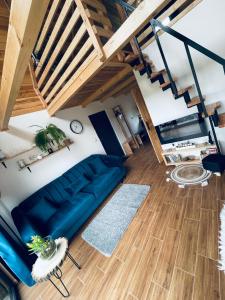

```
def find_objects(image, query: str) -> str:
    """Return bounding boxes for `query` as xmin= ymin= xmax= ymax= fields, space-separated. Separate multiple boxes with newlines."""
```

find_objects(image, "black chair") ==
xmin=202 ymin=153 xmax=225 ymax=174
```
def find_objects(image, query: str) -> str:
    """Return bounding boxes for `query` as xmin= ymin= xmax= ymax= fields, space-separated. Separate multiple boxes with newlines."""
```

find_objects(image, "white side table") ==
xmin=32 ymin=237 xmax=81 ymax=297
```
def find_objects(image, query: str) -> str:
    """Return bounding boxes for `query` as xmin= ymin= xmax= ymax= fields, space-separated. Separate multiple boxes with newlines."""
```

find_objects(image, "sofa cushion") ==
xmin=27 ymin=198 xmax=57 ymax=224
xmin=63 ymin=166 xmax=82 ymax=182
xmin=47 ymin=193 xmax=95 ymax=238
xmin=81 ymin=163 xmax=95 ymax=179
xmin=44 ymin=177 xmax=71 ymax=205
xmin=88 ymin=157 xmax=109 ymax=175
xmin=82 ymin=167 xmax=121 ymax=198
xmin=65 ymin=176 xmax=89 ymax=196
xmin=67 ymin=192 xmax=93 ymax=204
xmin=63 ymin=161 xmax=95 ymax=182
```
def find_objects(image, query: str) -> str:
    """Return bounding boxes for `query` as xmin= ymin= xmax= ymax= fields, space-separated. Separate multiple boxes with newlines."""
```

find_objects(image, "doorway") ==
xmin=89 ymin=111 xmax=124 ymax=156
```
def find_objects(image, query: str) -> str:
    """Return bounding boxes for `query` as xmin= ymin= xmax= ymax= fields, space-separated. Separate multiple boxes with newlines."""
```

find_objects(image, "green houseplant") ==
xmin=27 ymin=235 xmax=57 ymax=259
xmin=33 ymin=124 xmax=67 ymax=153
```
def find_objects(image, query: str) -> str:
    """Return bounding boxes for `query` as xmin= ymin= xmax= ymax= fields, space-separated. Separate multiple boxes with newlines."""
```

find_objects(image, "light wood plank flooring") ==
xmin=19 ymin=144 xmax=225 ymax=299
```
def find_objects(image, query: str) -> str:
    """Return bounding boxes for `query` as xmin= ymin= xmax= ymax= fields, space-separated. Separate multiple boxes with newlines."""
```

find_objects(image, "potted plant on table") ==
xmin=27 ymin=235 xmax=57 ymax=260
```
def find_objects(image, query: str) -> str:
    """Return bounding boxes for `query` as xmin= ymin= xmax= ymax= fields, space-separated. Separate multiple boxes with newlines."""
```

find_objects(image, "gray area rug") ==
xmin=81 ymin=184 xmax=150 ymax=257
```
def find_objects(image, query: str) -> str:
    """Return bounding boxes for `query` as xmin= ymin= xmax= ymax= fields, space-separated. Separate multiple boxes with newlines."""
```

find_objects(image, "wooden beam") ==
xmin=37 ymin=8 xmax=81 ymax=88
xmin=45 ymin=38 xmax=93 ymax=103
xmin=47 ymin=0 xmax=170 ymax=115
xmin=40 ymin=23 xmax=87 ymax=97
xmin=35 ymin=0 xmax=73 ymax=77
xmin=100 ymin=75 xmax=136 ymax=102
xmin=115 ymin=3 xmax=139 ymax=55
xmin=75 ymin=0 xmax=105 ymax=60
xmin=139 ymin=0 xmax=203 ymax=49
xmin=114 ymin=81 xmax=137 ymax=97
xmin=28 ymin=60 xmax=47 ymax=108
xmin=82 ymin=66 xmax=132 ymax=107
xmin=0 ymin=0 xmax=50 ymax=130
xmin=130 ymin=86 xmax=163 ymax=163
xmin=103 ymin=0 xmax=170 ymax=60
xmin=107 ymin=62 xmax=130 ymax=68
xmin=12 ymin=105 xmax=44 ymax=117
xmin=34 ymin=0 xmax=61 ymax=53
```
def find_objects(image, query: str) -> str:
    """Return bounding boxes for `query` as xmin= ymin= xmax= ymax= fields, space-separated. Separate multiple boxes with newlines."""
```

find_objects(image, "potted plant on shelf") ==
xmin=32 ymin=124 xmax=68 ymax=153
xmin=27 ymin=235 xmax=57 ymax=260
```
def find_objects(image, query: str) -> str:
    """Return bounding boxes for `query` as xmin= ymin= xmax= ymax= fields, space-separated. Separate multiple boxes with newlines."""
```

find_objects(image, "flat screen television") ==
xmin=155 ymin=113 xmax=207 ymax=145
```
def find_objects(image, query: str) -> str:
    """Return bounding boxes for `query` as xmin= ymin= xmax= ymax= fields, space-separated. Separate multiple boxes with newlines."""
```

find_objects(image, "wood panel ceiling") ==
xmin=62 ymin=63 xmax=135 ymax=109
xmin=0 ymin=0 xmax=45 ymax=119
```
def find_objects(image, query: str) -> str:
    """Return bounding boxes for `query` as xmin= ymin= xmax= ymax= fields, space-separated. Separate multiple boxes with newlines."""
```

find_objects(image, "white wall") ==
xmin=0 ymin=92 xmax=138 ymax=227
xmin=135 ymin=0 xmax=225 ymax=151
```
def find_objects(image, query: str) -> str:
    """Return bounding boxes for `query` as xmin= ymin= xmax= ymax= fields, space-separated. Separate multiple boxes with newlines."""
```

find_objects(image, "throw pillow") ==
xmin=65 ymin=176 xmax=89 ymax=196
xmin=27 ymin=198 xmax=57 ymax=223
xmin=88 ymin=157 xmax=109 ymax=175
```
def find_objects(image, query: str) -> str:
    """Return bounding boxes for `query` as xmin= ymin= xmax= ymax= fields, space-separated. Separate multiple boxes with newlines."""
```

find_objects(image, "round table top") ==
xmin=32 ymin=237 xmax=68 ymax=282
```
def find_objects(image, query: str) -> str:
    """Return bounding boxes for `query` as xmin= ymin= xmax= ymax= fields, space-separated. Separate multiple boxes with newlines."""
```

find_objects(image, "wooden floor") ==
xmin=19 ymin=144 xmax=225 ymax=300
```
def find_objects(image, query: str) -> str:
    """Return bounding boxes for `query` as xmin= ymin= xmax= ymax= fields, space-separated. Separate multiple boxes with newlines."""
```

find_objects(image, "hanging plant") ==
xmin=46 ymin=124 xmax=66 ymax=147
xmin=34 ymin=129 xmax=50 ymax=153
xmin=32 ymin=124 xmax=67 ymax=153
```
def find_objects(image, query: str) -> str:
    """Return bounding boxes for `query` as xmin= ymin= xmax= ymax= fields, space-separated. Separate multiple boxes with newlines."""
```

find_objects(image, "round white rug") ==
xmin=168 ymin=164 xmax=212 ymax=187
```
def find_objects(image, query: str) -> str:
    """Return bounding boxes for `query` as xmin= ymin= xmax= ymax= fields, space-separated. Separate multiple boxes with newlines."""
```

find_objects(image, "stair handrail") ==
xmin=151 ymin=19 xmax=225 ymax=71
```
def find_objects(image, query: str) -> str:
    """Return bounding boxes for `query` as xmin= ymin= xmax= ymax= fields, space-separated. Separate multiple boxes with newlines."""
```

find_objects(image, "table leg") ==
xmin=49 ymin=266 xmax=70 ymax=298
xmin=66 ymin=251 xmax=81 ymax=270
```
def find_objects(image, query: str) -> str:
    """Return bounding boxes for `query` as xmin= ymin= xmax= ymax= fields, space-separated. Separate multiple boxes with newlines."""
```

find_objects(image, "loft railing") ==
xmin=33 ymin=0 xmax=113 ymax=106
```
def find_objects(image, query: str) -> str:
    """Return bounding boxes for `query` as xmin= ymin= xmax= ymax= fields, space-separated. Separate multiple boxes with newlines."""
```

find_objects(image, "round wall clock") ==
xmin=70 ymin=120 xmax=83 ymax=134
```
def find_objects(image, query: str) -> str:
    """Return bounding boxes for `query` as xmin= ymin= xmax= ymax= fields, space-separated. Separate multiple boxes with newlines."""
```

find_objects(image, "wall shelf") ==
xmin=18 ymin=142 xmax=73 ymax=172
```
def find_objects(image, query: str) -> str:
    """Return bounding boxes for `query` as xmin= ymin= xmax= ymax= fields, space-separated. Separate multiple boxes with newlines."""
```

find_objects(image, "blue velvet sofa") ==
xmin=12 ymin=154 xmax=126 ymax=245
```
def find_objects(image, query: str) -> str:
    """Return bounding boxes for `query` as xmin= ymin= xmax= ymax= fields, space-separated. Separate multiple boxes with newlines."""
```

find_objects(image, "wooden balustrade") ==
xmin=33 ymin=0 xmax=113 ymax=107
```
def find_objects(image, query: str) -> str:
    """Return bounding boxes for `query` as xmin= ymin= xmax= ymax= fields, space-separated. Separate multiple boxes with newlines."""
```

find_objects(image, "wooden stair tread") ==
xmin=177 ymin=86 xmax=192 ymax=96
xmin=151 ymin=69 xmax=166 ymax=80
xmin=160 ymin=81 xmax=171 ymax=89
xmin=135 ymin=63 xmax=145 ymax=71
xmin=203 ymin=101 xmax=221 ymax=117
xmin=219 ymin=113 xmax=225 ymax=128
xmin=187 ymin=97 xmax=201 ymax=108
xmin=124 ymin=53 xmax=140 ymax=63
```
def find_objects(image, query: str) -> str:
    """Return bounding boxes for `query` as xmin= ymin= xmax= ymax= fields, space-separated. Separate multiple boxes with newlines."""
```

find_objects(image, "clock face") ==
xmin=70 ymin=120 xmax=83 ymax=134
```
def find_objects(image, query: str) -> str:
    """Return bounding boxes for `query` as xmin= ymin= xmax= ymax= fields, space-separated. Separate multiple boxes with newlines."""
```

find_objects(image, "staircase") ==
xmin=0 ymin=0 xmax=45 ymax=117
xmin=117 ymin=1 xmax=225 ymax=153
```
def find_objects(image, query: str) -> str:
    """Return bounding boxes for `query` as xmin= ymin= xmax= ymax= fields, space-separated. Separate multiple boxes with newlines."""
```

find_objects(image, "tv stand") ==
xmin=162 ymin=142 xmax=217 ymax=166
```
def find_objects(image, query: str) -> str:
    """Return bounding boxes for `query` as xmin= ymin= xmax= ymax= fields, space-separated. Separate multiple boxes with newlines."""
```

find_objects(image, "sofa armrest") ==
xmin=11 ymin=208 xmax=42 ymax=244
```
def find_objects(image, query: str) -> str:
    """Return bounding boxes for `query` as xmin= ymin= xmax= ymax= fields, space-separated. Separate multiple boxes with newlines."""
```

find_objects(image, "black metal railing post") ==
xmin=184 ymin=43 xmax=208 ymax=117
xmin=209 ymin=116 xmax=221 ymax=153
xmin=151 ymin=22 xmax=178 ymax=95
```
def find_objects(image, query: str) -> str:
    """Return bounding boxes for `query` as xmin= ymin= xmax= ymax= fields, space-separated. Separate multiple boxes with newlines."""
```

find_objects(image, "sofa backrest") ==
xmin=13 ymin=154 xmax=110 ymax=216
